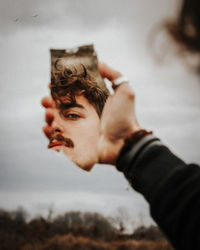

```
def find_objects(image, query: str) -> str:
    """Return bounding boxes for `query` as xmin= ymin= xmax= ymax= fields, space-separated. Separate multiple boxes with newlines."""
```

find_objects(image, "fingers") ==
xmin=43 ymin=125 xmax=54 ymax=139
xmin=42 ymin=110 xmax=54 ymax=140
xmin=98 ymin=62 xmax=122 ymax=82
xmin=42 ymin=96 xmax=55 ymax=140
xmin=115 ymin=83 xmax=135 ymax=100
xmin=41 ymin=96 xmax=53 ymax=108
xmin=45 ymin=109 xmax=54 ymax=126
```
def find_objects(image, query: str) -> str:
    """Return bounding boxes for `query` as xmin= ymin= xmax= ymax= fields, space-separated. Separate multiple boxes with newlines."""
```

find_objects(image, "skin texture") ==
xmin=42 ymin=62 xmax=141 ymax=170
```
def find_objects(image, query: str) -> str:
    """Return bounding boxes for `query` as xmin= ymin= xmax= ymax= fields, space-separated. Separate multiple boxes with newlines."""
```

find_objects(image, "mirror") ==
xmin=47 ymin=45 xmax=109 ymax=170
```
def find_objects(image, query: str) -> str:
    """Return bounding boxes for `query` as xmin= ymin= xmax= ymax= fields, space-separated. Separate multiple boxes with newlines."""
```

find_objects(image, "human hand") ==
xmin=97 ymin=62 xmax=142 ymax=165
xmin=41 ymin=96 xmax=55 ymax=141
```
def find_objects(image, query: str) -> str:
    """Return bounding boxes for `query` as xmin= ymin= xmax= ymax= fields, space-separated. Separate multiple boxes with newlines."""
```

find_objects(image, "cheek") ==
xmin=74 ymin=120 xmax=100 ymax=150
xmin=62 ymin=119 xmax=100 ymax=167
xmin=81 ymin=118 xmax=100 ymax=140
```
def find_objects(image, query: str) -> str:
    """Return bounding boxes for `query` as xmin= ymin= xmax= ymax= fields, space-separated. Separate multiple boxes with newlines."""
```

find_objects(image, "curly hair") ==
xmin=50 ymin=66 xmax=109 ymax=117
xmin=166 ymin=0 xmax=200 ymax=54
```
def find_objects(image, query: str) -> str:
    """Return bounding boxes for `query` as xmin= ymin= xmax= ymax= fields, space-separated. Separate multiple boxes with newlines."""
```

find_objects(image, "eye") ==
xmin=67 ymin=114 xmax=80 ymax=119
xmin=61 ymin=112 xmax=81 ymax=120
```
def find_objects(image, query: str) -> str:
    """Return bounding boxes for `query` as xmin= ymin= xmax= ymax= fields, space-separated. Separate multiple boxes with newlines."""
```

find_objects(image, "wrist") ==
xmin=102 ymin=138 xmax=125 ymax=165
xmin=116 ymin=129 xmax=153 ymax=164
xmin=108 ymin=127 xmax=145 ymax=165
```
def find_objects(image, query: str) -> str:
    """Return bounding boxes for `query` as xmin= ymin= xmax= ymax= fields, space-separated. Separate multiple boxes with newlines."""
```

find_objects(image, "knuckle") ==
xmin=120 ymin=85 xmax=135 ymax=100
xmin=128 ymin=91 xmax=135 ymax=100
xmin=126 ymin=89 xmax=135 ymax=100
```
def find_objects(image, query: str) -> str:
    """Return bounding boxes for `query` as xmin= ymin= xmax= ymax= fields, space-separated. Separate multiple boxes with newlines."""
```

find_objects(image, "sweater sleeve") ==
xmin=116 ymin=136 xmax=200 ymax=250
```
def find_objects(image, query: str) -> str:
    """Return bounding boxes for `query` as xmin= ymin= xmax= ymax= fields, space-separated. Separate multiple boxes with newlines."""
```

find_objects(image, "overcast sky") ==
xmin=0 ymin=0 xmax=200 ymax=229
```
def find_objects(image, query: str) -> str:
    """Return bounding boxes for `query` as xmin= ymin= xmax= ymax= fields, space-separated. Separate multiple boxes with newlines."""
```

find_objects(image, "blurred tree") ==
xmin=109 ymin=207 xmax=129 ymax=233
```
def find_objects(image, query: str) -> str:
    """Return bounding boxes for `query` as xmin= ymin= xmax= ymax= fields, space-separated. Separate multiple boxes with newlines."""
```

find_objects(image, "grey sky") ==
xmin=0 ymin=0 xmax=200 ymax=229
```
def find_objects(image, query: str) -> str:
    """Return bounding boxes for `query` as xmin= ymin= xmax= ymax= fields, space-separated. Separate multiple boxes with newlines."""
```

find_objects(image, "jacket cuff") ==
xmin=116 ymin=134 xmax=160 ymax=174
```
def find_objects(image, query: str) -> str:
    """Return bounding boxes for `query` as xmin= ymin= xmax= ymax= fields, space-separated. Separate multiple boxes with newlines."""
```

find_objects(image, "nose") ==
xmin=52 ymin=124 xmax=63 ymax=133
xmin=51 ymin=112 xmax=64 ymax=135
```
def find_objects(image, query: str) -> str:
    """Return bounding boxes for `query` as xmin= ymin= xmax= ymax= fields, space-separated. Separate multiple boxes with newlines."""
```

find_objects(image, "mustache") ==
xmin=48 ymin=133 xmax=74 ymax=148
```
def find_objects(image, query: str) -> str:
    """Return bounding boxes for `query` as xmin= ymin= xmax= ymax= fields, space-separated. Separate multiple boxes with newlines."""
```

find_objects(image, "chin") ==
xmin=70 ymin=157 xmax=93 ymax=171
xmin=62 ymin=148 xmax=95 ymax=171
xmin=80 ymin=164 xmax=94 ymax=172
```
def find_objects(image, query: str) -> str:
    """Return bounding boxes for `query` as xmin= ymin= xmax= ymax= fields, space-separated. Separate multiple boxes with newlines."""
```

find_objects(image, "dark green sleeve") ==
xmin=117 ymin=138 xmax=200 ymax=250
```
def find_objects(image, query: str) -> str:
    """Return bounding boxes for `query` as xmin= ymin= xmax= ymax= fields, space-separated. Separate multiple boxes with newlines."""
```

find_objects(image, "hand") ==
xmin=97 ymin=63 xmax=142 ymax=165
xmin=41 ymin=96 xmax=55 ymax=140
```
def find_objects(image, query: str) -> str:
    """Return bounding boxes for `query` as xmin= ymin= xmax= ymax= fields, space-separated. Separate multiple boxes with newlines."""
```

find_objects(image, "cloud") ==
xmin=1 ymin=0 xmax=131 ymax=33
xmin=0 ymin=0 xmax=176 ymax=35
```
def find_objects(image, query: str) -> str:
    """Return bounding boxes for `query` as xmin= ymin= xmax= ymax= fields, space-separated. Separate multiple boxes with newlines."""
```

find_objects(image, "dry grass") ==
xmin=22 ymin=234 xmax=173 ymax=250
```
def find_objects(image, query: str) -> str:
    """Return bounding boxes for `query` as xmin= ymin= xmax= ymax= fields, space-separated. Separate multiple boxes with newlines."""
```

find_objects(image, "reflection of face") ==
xmin=49 ymin=95 xmax=100 ymax=171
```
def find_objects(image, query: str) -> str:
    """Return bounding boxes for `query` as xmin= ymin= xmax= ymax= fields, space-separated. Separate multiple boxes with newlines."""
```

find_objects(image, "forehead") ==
xmin=55 ymin=95 xmax=96 ymax=113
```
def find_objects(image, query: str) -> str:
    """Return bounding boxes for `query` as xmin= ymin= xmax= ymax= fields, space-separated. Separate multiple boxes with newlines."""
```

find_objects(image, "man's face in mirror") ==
xmin=43 ymin=69 xmax=109 ymax=171
xmin=48 ymin=95 xmax=101 ymax=171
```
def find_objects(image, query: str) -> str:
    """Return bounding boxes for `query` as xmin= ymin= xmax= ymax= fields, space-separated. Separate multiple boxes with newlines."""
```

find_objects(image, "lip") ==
xmin=48 ymin=141 xmax=63 ymax=149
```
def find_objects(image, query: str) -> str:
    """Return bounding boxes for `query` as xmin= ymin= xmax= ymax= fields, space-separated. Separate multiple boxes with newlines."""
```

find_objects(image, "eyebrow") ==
xmin=58 ymin=103 xmax=85 ymax=110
